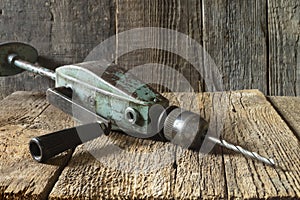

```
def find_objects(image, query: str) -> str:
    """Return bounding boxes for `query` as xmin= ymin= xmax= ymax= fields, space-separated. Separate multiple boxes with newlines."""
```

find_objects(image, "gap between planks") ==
xmin=267 ymin=96 xmax=300 ymax=141
xmin=0 ymin=91 xmax=74 ymax=200
xmin=1 ymin=90 xmax=299 ymax=199
xmin=49 ymin=90 xmax=300 ymax=199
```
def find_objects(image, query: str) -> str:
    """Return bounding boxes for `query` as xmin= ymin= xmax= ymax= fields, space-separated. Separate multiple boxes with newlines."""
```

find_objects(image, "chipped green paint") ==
xmin=56 ymin=61 xmax=169 ymax=136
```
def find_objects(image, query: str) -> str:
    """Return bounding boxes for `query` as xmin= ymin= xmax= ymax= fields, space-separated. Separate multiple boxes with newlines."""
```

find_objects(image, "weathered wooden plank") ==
xmin=268 ymin=0 xmax=300 ymax=96
xmin=1 ymin=1 xmax=299 ymax=98
xmin=0 ymin=0 xmax=115 ymax=99
xmin=50 ymin=0 xmax=115 ymax=64
xmin=48 ymin=90 xmax=300 ymax=199
xmin=169 ymin=90 xmax=300 ymax=199
xmin=202 ymin=0 xmax=268 ymax=94
xmin=155 ymin=91 xmax=300 ymax=199
xmin=0 ymin=90 xmax=299 ymax=199
xmin=166 ymin=93 xmax=227 ymax=199
xmin=221 ymin=90 xmax=300 ymax=198
xmin=49 ymin=134 xmax=176 ymax=199
xmin=0 ymin=92 xmax=74 ymax=199
xmin=0 ymin=0 xmax=54 ymax=99
xmin=115 ymin=0 xmax=204 ymax=92
xmin=268 ymin=96 xmax=300 ymax=139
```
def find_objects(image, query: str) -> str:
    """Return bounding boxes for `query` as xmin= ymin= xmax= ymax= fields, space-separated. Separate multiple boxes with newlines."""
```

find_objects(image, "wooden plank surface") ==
xmin=268 ymin=0 xmax=300 ymax=96
xmin=0 ymin=90 xmax=299 ymax=199
xmin=115 ymin=0 xmax=204 ymax=92
xmin=49 ymin=134 xmax=176 ymax=199
xmin=0 ymin=92 xmax=74 ymax=199
xmin=220 ymin=90 xmax=300 ymax=198
xmin=268 ymin=96 xmax=300 ymax=139
xmin=202 ymin=0 xmax=268 ymax=93
xmin=1 ymin=1 xmax=300 ymax=97
xmin=0 ymin=0 xmax=54 ymax=99
xmin=48 ymin=90 xmax=300 ymax=199
xmin=0 ymin=0 xmax=115 ymax=99
xmin=168 ymin=92 xmax=227 ymax=199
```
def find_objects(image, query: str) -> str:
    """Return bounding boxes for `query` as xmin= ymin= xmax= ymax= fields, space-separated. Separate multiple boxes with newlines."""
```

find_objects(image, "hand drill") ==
xmin=0 ymin=42 xmax=275 ymax=166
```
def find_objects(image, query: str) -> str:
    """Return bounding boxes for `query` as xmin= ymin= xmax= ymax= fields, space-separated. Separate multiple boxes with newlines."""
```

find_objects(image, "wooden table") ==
xmin=0 ymin=90 xmax=299 ymax=199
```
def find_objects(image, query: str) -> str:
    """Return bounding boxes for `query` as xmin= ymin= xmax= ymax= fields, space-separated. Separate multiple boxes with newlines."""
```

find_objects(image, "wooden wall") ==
xmin=0 ymin=0 xmax=115 ymax=99
xmin=0 ymin=0 xmax=299 ymax=98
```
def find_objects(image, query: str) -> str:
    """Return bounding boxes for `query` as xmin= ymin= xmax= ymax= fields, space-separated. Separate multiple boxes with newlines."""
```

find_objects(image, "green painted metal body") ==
xmin=0 ymin=42 xmax=170 ymax=136
xmin=55 ymin=61 xmax=169 ymax=136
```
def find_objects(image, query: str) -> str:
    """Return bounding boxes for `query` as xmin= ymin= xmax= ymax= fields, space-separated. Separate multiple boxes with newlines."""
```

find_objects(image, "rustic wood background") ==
xmin=0 ymin=0 xmax=299 ymax=99
xmin=0 ymin=90 xmax=299 ymax=199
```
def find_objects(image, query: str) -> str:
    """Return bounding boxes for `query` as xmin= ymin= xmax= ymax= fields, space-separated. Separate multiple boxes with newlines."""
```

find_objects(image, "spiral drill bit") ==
xmin=0 ymin=42 xmax=277 ymax=165
xmin=162 ymin=107 xmax=276 ymax=166
xmin=207 ymin=136 xmax=275 ymax=166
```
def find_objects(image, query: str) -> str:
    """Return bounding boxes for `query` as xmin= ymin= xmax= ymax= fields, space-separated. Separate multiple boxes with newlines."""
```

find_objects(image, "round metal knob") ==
xmin=163 ymin=108 xmax=209 ymax=149
xmin=0 ymin=42 xmax=38 ymax=76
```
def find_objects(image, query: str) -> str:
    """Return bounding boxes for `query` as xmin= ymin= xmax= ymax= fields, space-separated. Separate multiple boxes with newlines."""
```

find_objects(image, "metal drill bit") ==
xmin=207 ymin=136 xmax=275 ymax=166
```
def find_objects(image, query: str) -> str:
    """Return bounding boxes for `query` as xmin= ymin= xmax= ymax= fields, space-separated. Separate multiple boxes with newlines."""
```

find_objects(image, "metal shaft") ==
xmin=208 ymin=136 xmax=275 ymax=166
xmin=7 ymin=54 xmax=56 ymax=80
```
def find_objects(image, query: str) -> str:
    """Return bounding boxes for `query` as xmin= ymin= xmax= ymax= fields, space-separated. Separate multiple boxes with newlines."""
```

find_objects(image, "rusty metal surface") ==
xmin=55 ymin=61 xmax=169 ymax=136
xmin=46 ymin=87 xmax=109 ymax=125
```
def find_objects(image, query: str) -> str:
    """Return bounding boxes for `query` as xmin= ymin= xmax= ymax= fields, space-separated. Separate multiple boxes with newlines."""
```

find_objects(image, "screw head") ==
xmin=88 ymin=96 xmax=96 ymax=106
xmin=124 ymin=107 xmax=138 ymax=124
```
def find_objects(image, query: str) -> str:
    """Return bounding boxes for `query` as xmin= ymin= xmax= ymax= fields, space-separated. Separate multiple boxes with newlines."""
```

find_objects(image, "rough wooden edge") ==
xmin=0 ymin=92 xmax=74 ymax=199
xmin=268 ymin=96 xmax=300 ymax=140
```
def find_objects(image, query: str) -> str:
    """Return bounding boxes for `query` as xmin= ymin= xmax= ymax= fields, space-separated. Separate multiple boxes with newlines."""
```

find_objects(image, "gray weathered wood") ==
xmin=0 ymin=0 xmax=54 ymax=99
xmin=0 ymin=92 xmax=74 ymax=199
xmin=268 ymin=96 xmax=300 ymax=139
xmin=115 ymin=0 xmax=204 ymax=92
xmin=48 ymin=90 xmax=300 ymax=199
xmin=49 ymin=135 xmax=177 ymax=199
xmin=268 ymin=0 xmax=300 ymax=96
xmin=0 ymin=0 xmax=115 ymax=99
xmin=221 ymin=90 xmax=300 ymax=198
xmin=166 ymin=92 xmax=226 ymax=199
xmin=1 ymin=1 xmax=300 ymax=97
xmin=202 ymin=0 xmax=268 ymax=93
xmin=169 ymin=90 xmax=300 ymax=199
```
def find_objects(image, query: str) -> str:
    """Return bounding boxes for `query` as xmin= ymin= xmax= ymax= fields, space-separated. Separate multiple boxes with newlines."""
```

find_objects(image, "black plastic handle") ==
xmin=29 ymin=122 xmax=110 ymax=163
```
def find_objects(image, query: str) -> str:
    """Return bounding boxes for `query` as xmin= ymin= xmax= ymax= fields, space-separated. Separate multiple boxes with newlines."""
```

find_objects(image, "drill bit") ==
xmin=162 ymin=107 xmax=276 ymax=166
xmin=207 ymin=136 xmax=275 ymax=166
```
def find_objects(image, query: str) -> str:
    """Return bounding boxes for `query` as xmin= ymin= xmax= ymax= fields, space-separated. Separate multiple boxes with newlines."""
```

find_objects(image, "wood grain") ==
xmin=49 ymin=134 xmax=177 ymax=199
xmin=115 ymin=0 xmax=204 ymax=92
xmin=0 ymin=92 xmax=74 ymax=199
xmin=268 ymin=96 xmax=300 ymax=139
xmin=202 ymin=0 xmax=268 ymax=94
xmin=167 ymin=90 xmax=300 ymax=199
xmin=268 ymin=0 xmax=300 ymax=96
xmin=1 ymin=1 xmax=299 ymax=97
xmin=166 ymin=92 xmax=227 ymax=199
xmin=48 ymin=90 xmax=300 ymax=199
xmin=221 ymin=90 xmax=300 ymax=198
xmin=0 ymin=0 xmax=54 ymax=99
xmin=0 ymin=0 xmax=115 ymax=99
